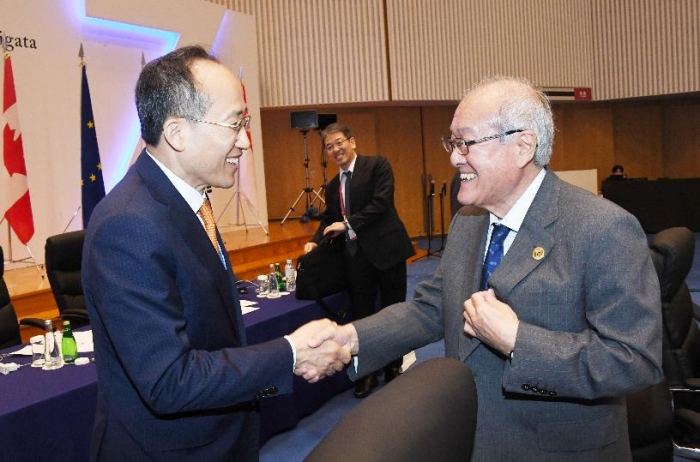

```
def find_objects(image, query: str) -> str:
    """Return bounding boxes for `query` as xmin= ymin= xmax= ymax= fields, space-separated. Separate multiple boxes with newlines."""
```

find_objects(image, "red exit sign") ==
xmin=574 ymin=88 xmax=592 ymax=100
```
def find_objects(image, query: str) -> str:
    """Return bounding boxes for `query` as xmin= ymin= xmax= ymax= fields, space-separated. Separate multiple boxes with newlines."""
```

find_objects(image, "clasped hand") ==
xmin=289 ymin=320 xmax=358 ymax=383
xmin=463 ymin=288 xmax=519 ymax=357
xmin=289 ymin=320 xmax=356 ymax=383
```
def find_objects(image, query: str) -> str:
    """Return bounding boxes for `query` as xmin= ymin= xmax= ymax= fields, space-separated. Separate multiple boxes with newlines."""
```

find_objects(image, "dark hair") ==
xmin=612 ymin=165 xmax=624 ymax=174
xmin=320 ymin=122 xmax=354 ymax=145
xmin=135 ymin=45 xmax=219 ymax=146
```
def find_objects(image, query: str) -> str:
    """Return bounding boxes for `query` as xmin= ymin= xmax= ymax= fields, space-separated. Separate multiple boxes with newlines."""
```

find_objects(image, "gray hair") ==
xmin=468 ymin=76 xmax=554 ymax=167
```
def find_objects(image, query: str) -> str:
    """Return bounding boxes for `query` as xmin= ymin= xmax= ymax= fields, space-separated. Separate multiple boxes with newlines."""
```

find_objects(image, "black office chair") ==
xmin=44 ymin=231 xmax=90 ymax=327
xmin=305 ymin=358 xmax=478 ymax=462
xmin=627 ymin=379 xmax=674 ymax=461
xmin=647 ymin=227 xmax=700 ymax=459
xmin=1 ymin=246 xmax=44 ymax=349
xmin=0 ymin=248 xmax=22 ymax=348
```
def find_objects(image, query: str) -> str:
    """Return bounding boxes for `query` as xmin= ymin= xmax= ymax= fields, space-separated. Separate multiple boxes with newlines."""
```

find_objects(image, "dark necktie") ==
xmin=342 ymin=171 xmax=352 ymax=214
xmin=480 ymin=224 xmax=510 ymax=290
xmin=342 ymin=171 xmax=358 ymax=256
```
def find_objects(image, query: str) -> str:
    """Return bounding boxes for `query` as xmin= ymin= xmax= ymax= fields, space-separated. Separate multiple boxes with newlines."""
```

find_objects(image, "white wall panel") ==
xmin=210 ymin=0 xmax=389 ymax=106
xmin=211 ymin=0 xmax=699 ymax=104
xmin=591 ymin=0 xmax=700 ymax=100
xmin=385 ymin=0 xmax=596 ymax=101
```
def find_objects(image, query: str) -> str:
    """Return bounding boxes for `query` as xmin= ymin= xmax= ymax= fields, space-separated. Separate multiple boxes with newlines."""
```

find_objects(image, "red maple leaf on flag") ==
xmin=2 ymin=53 xmax=35 ymax=244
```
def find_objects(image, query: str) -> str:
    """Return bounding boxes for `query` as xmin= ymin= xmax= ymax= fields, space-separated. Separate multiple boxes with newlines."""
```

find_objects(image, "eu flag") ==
xmin=80 ymin=64 xmax=105 ymax=228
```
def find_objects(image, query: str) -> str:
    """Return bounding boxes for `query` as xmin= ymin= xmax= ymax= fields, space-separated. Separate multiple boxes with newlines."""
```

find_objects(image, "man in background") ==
xmin=83 ymin=46 xmax=349 ymax=461
xmin=601 ymin=164 xmax=627 ymax=196
xmin=314 ymin=77 xmax=662 ymax=459
xmin=304 ymin=123 xmax=414 ymax=398
xmin=609 ymin=164 xmax=627 ymax=179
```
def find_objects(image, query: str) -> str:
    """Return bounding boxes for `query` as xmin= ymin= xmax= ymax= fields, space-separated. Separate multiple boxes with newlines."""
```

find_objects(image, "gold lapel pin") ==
xmin=532 ymin=247 xmax=545 ymax=260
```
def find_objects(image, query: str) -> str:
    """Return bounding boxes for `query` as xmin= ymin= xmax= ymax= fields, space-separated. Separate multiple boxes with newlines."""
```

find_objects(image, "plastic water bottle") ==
xmin=285 ymin=259 xmax=296 ymax=292
xmin=42 ymin=319 xmax=63 ymax=370
xmin=267 ymin=264 xmax=280 ymax=299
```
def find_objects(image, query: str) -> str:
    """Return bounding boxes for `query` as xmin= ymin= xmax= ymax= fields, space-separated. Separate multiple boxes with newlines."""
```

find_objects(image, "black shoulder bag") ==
xmin=295 ymin=237 xmax=348 ymax=319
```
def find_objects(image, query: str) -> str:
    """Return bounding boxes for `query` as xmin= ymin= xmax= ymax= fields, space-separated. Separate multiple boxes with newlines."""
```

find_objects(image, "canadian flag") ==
xmin=1 ymin=53 xmax=34 ymax=244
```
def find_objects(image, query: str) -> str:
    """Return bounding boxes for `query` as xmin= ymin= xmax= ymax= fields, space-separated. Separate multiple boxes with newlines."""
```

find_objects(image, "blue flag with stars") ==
xmin=80 ymin=64 xmax=105 ymax=228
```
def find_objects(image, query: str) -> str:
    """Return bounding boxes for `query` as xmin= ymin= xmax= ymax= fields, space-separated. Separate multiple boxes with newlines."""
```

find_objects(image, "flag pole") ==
xmin=4 ymin=222 xmax=11 ymax=263
xmin=62 ymin=206 xmax=82 ymax=233
xmin=61 ymin=45 xmax=87 ymax=234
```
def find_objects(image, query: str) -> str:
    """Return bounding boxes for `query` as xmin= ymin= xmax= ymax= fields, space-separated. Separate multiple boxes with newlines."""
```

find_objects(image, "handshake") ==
xmin=288 ymin=319 xmax=359 ymax=383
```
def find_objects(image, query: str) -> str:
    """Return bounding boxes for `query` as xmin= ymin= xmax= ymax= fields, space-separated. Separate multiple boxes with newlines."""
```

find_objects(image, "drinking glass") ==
xmin=257 ymin=275 xmax=269 ymax=298
xmin=30 ymin=335 xmax=45 ymax=368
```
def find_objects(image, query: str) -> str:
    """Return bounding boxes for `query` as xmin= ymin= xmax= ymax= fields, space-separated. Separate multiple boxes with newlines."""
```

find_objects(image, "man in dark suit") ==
xmin=311 ymin=78 xmax=663 ymax=460
xmin=303 ymin=123 xmax=414 ymax=398
xmin=82 ymin=46 xmax=349 ymax=461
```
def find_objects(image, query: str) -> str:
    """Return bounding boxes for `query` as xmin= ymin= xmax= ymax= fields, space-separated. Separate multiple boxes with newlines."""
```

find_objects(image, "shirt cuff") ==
xmin=284 ymin=335 xmax=297 ymax=371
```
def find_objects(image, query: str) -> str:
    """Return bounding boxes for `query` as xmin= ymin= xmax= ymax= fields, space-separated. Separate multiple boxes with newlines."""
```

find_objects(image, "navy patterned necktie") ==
xmin=480 ymin=224 xmax=510 ymax=290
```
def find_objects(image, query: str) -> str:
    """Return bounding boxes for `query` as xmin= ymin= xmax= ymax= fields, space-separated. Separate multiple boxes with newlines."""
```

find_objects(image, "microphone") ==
xmin=440 ymin=180 xmax=447 ymax=196
xmin=430 ymin=180 xmax=435 ymax=197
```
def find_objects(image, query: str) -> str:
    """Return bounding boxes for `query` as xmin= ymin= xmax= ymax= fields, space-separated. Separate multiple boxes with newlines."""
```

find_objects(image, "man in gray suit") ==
xmin=307 ymin=77 xmax=663 ymax=460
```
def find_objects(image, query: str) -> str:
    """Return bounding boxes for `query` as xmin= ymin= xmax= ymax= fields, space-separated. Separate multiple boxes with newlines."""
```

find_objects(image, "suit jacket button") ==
xmin=530 ymin=386 xmax=539 ymax=393
xmin=549 ymin=391 xmax=557 ymax=397
xmin=522 ymin=384 xmax=530 ymax=391
xmin=270 ymin=387 xmax=278 ymax=394
xmin=539 ymin=389 xmax=548 ymax=395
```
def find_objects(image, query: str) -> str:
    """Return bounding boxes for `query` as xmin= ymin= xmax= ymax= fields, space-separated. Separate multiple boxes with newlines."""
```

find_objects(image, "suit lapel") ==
xmin=459 ymin=172 xmax=560 ymax=361
xmin=134 ymin=152 xmax=241 ymax=338
xmin=457 ymin=210 xmax=490 ymax=361
xmin=347 ymin=154 xmax=367 ymax=207
xmin=489 ymin=170 xmax=559 ymax=301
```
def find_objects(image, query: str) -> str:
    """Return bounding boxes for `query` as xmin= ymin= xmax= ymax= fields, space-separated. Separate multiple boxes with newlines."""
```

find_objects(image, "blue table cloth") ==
xmin=0 ymin=291 xmax=352 ymax=461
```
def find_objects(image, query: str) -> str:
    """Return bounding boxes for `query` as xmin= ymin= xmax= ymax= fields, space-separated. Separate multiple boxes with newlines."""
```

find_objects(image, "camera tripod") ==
xmin=310 ymin=140 xmax=329 ymax=210
xmin=281 ymin=128 xmax=325 ymax=225
xmin=216 ymin=157 xmax=269 ymax=235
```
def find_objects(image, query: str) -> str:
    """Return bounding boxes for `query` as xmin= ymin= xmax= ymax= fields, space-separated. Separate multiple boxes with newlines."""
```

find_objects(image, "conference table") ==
xmin=0 ymin=291 xmax=352 ymax=462
xmin=602 ymin=178 xmax=700 ymax=233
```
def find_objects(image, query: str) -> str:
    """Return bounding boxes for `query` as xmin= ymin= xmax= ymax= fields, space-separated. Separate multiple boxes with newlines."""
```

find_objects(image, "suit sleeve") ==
xmin=350 ymin=263 xmax=446 ymax=379
xmin=503 ymin=211 xmax=663 ymax=400
xmin=85 ymin=213 xmax=294 ymax=415
xmin=311 ymin=178 xmax=341 ymax=243
xmin=346 ymin=156 xmax=396 ymax=234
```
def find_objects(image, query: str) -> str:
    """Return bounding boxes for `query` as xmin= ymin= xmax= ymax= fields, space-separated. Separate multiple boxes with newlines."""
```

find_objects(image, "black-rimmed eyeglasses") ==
xmin=188 ymin=115 xmax=251 ymax=133
xmin=441 ymin=129 xmax=524 ymax=156
xmin=324 ymin=138 xmax=350 ymax=152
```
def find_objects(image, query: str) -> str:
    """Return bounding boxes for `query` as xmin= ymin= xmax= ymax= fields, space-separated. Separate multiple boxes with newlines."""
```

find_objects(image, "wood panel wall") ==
xmin=663 ymin=102 xmax=700 ymax=178
xmin=262 ymin=96 xmax=700 ymax=237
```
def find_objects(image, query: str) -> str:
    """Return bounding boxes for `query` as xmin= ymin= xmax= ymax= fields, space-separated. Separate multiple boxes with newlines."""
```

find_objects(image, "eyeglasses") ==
xmin=188 ymin=115 xmax=251 ymax=133
xmin=441 ymin=129 xmax=524 ymax=156
xmin=324 ymin=138 xmax=350 ymax=152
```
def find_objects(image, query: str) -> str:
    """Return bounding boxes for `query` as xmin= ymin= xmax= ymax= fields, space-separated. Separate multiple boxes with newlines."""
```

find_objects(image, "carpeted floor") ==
xmin=261 ymin=246 xmax=443 ymax=462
